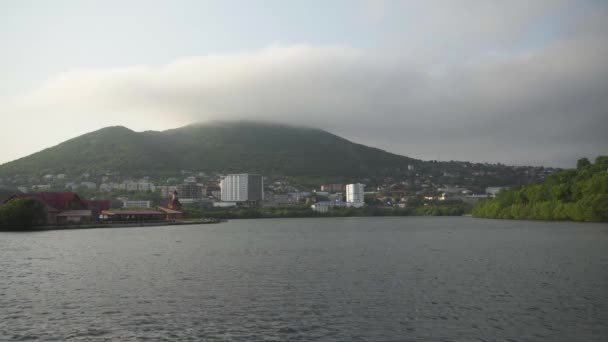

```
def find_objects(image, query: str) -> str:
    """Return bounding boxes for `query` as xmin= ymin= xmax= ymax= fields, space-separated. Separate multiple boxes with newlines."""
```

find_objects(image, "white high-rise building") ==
xmin=346 ymin=183 xmax=365 ymax=208
xmin=220 ymin=174 xmax=264 ymax=202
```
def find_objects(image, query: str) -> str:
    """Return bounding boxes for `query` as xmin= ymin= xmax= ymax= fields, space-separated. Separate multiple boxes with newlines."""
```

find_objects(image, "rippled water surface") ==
xmin=1 ymin=217 xmax=607 ymax=341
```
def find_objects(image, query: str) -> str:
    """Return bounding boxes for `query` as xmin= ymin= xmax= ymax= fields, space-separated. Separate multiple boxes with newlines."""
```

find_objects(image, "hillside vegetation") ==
xmin=0 ymin=121 xmax=540 ymax=190
xmin=0 ymin=121 xmax=416 ymax=180
xmin=472 ymin=157 xmax=608 ymax=222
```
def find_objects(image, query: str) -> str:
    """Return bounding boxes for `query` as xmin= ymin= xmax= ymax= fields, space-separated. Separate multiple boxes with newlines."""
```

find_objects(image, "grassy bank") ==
xmin=184 ymin=202 xmax=472 ymax=220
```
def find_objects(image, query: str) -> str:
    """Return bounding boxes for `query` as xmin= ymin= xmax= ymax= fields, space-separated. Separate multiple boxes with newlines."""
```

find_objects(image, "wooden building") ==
xmin=157 ymin=207 xmax=184 ymax=221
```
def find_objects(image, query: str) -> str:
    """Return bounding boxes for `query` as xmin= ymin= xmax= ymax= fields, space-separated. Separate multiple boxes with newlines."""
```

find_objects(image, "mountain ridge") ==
xmin=0 ymin=121 xmax=417 ymax=179
xmin=0 ymin=121 xmax=548 ymax=190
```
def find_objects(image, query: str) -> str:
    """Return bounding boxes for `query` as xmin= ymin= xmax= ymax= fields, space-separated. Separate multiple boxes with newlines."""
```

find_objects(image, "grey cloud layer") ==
xmin=2 ymin=5 xmax=606 ymax=167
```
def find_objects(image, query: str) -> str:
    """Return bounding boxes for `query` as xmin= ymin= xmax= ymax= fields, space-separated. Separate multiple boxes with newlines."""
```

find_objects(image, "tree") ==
xmin=473 ymin=156 xmax=608 ymax=222
xmin=577 ymin=158 xmax=591 ymax=170
xmin=0 ymin=198 xmax=47 ymax=230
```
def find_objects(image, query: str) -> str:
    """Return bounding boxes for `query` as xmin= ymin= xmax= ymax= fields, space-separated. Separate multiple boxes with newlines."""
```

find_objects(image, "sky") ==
xmin=0 ymin=0 xmax=606 ymax=168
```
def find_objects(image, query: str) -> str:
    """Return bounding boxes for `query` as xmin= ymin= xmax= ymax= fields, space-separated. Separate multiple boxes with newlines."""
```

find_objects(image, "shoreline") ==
xmin=2 ymin=218 xmax=224 ymax=231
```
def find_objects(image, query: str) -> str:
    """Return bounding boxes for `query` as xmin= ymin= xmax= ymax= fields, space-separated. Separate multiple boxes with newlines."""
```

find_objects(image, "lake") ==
xmin=1 ymin=217 xmax=607 ymax=341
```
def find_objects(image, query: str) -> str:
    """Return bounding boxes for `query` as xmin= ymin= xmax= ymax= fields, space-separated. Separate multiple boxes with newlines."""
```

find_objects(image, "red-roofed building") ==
xmin=85 ymin=200 xmax=111 ymax=221
xmin=4 ymin=192 xmax=89 ymax=225
xmin=157 ymin=206 xmax=184 ymax=221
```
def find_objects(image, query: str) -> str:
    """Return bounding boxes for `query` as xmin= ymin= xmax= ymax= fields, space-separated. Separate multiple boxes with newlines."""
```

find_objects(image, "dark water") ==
xmin=1 ymin=217 xmax=607 ymax=341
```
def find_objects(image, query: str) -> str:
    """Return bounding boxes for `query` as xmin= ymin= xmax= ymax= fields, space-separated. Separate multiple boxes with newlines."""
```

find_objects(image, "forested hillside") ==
xmin=473 ymin=157 xmax=608 ymax=222
xmin=0 ymin=121 xmax=542 ymax=189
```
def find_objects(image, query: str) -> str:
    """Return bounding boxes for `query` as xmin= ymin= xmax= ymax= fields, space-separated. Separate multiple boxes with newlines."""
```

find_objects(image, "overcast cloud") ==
xmin=0 ymin=0 xmax=606 ymax=167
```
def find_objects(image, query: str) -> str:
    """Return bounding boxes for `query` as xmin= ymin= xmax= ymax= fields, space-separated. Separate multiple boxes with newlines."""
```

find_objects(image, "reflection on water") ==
xmin=1 ymin=217 xmax=607 ymax=341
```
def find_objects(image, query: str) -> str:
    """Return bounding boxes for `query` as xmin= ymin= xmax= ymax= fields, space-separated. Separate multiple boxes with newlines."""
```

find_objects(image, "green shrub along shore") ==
xmin=0 ymin=198 xmax=46 ymax=229
xmin=183 ymin=201 xmax=472 ymax=220
xmin=473 ymin=156 xmax=608 ymax=222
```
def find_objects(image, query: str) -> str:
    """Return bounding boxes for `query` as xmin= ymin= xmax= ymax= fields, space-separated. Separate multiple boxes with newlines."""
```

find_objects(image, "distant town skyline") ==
xmin=1 ymin=0 xmax=607 ymax=168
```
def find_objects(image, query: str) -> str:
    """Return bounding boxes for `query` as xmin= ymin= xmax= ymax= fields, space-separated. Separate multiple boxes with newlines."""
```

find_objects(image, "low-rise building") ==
xmin=81 ymin=182 xmax=97 ymax=190
xmin=157 ymin=207 xmax=184 ymax=221
xmin=287 ymin=192 xmax=311 ymax=203
xmin=56 ymin=210 xmax=92 ymax=224
xmin=320 ymin=184 xmax=344 ymax=193
xmin=213 ymin=201 xmax=237 ymax=208
xmin=183 ymin=176 xmax=197 ymax=184
xmin=99 ymin=183 xmax=113 ymax=192
xmin=137 ymin=182 xmax=155 ymax=191
xmin=122 ymin=200 xmax=152 ymax=208
xmin=486 ymin=187 xmax=508 ymax=197
xmin=311 ymin=201 xmax=330 ymax=213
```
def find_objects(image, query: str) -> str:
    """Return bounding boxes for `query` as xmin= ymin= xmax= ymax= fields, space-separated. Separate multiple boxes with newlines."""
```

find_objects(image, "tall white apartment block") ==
xmin=346 ymin=183 xmax=365 ymax=208
xmin=220 ymin=174 xmax=264 ymax=202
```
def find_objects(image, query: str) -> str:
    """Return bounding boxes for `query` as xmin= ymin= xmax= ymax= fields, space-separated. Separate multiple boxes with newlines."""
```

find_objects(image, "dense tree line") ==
xmin=473 ymin=157 xmax=608 ymax=222
xmin=0 ymin=198 xmax=46 ymax=230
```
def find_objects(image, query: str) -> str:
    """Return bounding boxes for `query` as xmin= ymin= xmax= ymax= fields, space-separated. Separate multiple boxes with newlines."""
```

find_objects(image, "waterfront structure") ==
xmin=346 ymin=183 xmax=365 ymax=208
xmin=100 ymin=210 xmax=164 ymax=222
xmin=56 ymin=210 xmax=93 ymax=224
xmin=122 ymin=200 xmax=151 ymax=208
xmin=220 ymin=174 xmax=264 ymax=202
xmin=157 ymin=206 xmax=184 ymax=221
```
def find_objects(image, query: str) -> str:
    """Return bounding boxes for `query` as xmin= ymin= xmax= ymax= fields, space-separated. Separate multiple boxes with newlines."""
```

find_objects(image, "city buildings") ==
xmin=220 ymin=174 xmax=264 ymax=202
xmin=346 ymin=183 xmax=365 ymax=208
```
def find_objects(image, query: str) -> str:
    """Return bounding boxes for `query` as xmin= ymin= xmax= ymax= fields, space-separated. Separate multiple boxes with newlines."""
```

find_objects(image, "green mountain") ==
xmin=0 ymin=121 xmax=542 ymax=187
xmin=0 ymin=121 xmax=417 ymax=179
xmin=472 ymin=157 xmax=608 ymax=222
